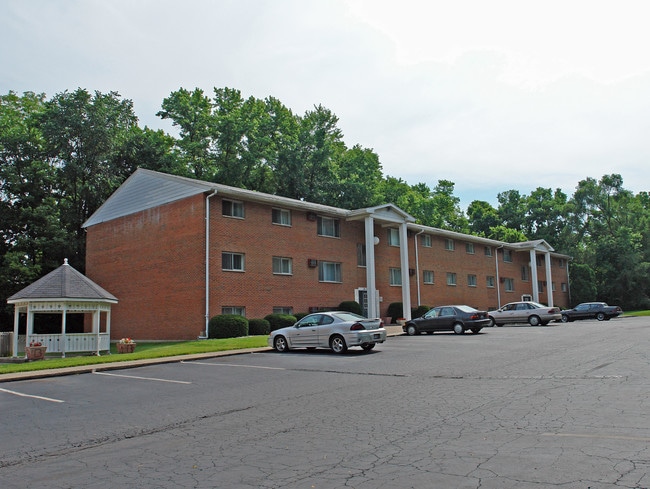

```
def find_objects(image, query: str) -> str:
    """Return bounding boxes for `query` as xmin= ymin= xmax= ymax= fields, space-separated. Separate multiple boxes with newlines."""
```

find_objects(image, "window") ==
xmin=222 ymin=306 xmax=245 ymax=316
xmin=503 ymin=249 xmax=512 ymax=262
xmin=486 ymin=276 xmax=495 ymax=288
xmin=357 ymin=243 xmax=366 ymax=267
xmin=222 ymin=252 xmax=244 ymax=271
xmin=552 ymin=282 xmax=556 ymax=291
xmin=272 ymin=208 xmax=291 ymax=226
xmin=317 ymin=216 xmax=340 ymax=237
xmin=559 ymin=258 xmax=565 ymax=267
xmin=421 ymin=234 xmax=432 ymax=247
xmin=272 ymin=257 xmax=292 ymax=275
xmin=465 ymin=242 xmax=475 ymax=254
xmin=318 ymin=261 xmax=341 ymax=282
xmin=504 ymin=278 xmax=514 ymax=291
xmin=222 ymin=199 xmax=244 ymax=218
xmin=389 ymin=268 xmax=402 ymax=286
xmin=538 ymin=281 xmax=544 ymax=292
xmin=446 ymin=272 xmax=457 ymax=286
xmin=445 ymin=239 xmax=455 ymax=251
xmin=388 ymin=228 xmax=400 ymax=246
xmin=484 ymin=246 xmax=493 ymax=257
xmin=561 ymin=282 xmax=568 ymax=292
xmin=273 ymin=306 xmax=293 ymax=315
xmin=521 ymin=266 xmax=529 ymax=281
xmin=467 ymin=274 xmax=477 ymax=287
xmin=423 ymin=270 xmax=434 ymax=284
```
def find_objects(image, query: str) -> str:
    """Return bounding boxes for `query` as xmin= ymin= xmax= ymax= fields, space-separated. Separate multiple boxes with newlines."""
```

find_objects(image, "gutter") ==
xmin=202 ymin=189 xmax=218 ymax=339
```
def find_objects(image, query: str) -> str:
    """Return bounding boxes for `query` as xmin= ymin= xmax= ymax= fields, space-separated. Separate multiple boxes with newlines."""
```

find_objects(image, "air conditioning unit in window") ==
xmin=409 ymin=268 xmax=416 ymax=276
xmin=307 ymin=258 xmax=318 ymax=268
xmin=306 ymin=212 xmax=317 ymax=221
xmin=500 ymin=277 xmax=506 ymax=283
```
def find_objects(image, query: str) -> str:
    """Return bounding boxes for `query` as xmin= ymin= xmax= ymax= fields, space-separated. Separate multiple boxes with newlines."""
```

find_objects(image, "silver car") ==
xmin=488 ymin=301 xmax=562 ymax=327
xmin=268 ymin=311 xmax=386 ymax=354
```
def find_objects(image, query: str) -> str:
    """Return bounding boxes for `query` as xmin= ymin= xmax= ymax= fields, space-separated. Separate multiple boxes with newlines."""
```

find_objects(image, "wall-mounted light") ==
xmin=373 ymin=236 xmax=380 ymax=245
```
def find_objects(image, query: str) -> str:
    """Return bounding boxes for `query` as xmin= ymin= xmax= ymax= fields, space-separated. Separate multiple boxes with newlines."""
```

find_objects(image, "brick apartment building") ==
xmin=83 ymin=169 xmax=571 ymax=341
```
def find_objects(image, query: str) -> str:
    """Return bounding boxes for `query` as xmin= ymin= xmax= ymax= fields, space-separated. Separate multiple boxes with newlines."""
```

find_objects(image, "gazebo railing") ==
xmin=18 ymin=333 xmax=111 ymax=354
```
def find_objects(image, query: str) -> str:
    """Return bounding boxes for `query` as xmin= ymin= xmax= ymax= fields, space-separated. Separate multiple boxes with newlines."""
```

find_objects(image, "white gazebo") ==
xmin=7 ymin=259 xmax=118 ymax=358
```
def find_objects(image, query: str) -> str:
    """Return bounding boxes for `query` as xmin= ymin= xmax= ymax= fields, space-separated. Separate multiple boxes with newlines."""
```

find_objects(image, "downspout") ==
xmin=414 ymin=229 xmax=424 ymax=306
xmin=203 ymin=189 xmax=218 ymax=338
xmin=495 ymin=245 xmax=504 ymax=308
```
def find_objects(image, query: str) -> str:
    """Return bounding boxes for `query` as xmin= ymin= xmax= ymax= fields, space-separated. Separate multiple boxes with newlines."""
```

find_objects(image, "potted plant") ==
xmin=116 ymin=337 xmax=136 ymax=354
xmin=25 ymin=340 xmax=47 ymax=361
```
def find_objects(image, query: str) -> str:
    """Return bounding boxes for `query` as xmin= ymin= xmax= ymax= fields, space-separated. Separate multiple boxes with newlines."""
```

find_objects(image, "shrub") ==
xmin=412 ymin=305 xmax=430 ymax=319
xmin=338 ymin=301 xmax=362 ymax=315
xmin=387 ymin=302 xmax=403 ymax=323
xmin=264 ymin=313 xmax=297 ymax=332
xmin=294 ymin=312 xmax=309 ymax=321
xmin=248 ymin=318 xmax=271 ymax=336
xmin=208 ymin=315 xmax=249 ymax=339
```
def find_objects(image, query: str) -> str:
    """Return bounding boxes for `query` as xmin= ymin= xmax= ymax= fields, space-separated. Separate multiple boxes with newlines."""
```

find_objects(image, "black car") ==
xmin=403 ymin=305 xmax=490 ymax=335
xmin=561 ymin=302 xmax=623 ymax=322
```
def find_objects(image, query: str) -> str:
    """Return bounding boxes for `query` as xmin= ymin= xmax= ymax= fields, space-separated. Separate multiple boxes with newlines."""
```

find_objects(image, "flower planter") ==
xmin=25 ymin=346 xmax=47 ymax=361
xmin=117 ymin=343 xmax=136 ymax=354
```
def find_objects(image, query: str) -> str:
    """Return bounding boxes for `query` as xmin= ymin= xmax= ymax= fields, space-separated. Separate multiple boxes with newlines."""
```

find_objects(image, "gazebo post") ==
xmin=12 ymin=304 xmax=19 ymax=358
xmin=61 ymin=304 xmax=67 ymax=358
xmin=25 ymin=305 xmax=34 ymax=359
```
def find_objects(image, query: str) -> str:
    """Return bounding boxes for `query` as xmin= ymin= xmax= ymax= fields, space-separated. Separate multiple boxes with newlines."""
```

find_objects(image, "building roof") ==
xmin=7 ymin=259 xmax=118 ymax=303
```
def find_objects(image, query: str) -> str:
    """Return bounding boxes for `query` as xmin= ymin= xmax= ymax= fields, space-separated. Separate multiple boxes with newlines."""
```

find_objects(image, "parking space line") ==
xmin=92 ymin=371 xmax=192 ymax=384
xmin=0 ymin=387 xmax=65 ymax=403
xmin=182 ymin=360 xmax=287 ymax=370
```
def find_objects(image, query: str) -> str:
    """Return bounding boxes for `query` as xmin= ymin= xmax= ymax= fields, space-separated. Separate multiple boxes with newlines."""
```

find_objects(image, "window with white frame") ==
xmin=561 ymin=282 xmax=568 ymax=292
xmin=387 ymin=228 xmax=400 ymax=246
xmin=389 ymin=268 xmax=402 ymax=286
xmin=559 ymin=258 xmax=565 ymax=267
xmin=318 ymin=261 xmax=342 ymax=282
xmin=222 ymin=306 xmax=245 ymax=316
xmin=423 ymin=270 xmax=434 ymax=284
xmin=421 ymin=234 xmax=432 ymax=247
xmin=222 ymin=199 xmax=244 ymax=218
xmin=466 ymin=242 xmax=475 ymax=254
xmin=503 ymin=249 xmax=512 ymax=262
xmin=317 ymin=216 xmax=340 ymax=237
xmin=273 ymin=306 xmax=293 ymax=315
xmin=357 ymin=243 xmax=366 ymax=267
xmin=467 ymin=274 xmax=477 ymax=287
xmin=521 ymin=266 xmax=529 ymax=281
xmin=272 ymin=208 xmax=291 ymax=226
xmin=445 ymin=238 xmax=455 ymax=251
xmin=484 ymin=246 xmax=493 ymax=256
xmin=222 ymin=252 xmax=245 ymax=271
xmin=446 ymin=272 xmax=457 ymax=286
xmin=272 ymin=256 xmax=292 ymax=275
xmin=486 ymin=275 xmax=495 ymax=288
xmin=504 ymin=278 xmax=514 ymax=291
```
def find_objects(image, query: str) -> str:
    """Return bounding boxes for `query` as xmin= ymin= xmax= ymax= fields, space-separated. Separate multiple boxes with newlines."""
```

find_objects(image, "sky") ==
xmin=2 ymin=0 xmax=649 ymax=209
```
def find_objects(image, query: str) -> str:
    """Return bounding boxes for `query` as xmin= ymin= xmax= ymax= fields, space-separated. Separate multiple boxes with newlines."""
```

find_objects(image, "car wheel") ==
xmin=561 ymin=314 xmax=569 ymax=323
xmin=406 ymin=324 xmax=419 ymax=336
xmin=528 ymin=315 xmax=541 ymax=326
xmin=361 ymin=343 xmax=375 ymax=351
xmin=330 ymin=335 xmax=348 ymax=354
xmin=596 ymin=312 xmax=606 ymax=321
xmin=453 ymin=323 xmax=465 ymax=334
xmin=274 ymin=336 xmax=289 ymax=352
xmin=471 ymin=327 xmax=481 ymax=334
xmin=487 ymin=317 xmax=495 ymax=327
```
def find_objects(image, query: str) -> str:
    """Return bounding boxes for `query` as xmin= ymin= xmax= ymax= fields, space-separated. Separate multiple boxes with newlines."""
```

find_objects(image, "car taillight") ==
xmin=470 ymin=314 xmax=479 ymax=320
xmin=379 ymin=319 xmax=384 ymax=328
xmin=350 ymin=323 xmax=365 ymax=331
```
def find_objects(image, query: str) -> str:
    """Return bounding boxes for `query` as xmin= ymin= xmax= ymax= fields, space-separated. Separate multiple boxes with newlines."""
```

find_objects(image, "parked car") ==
xmin=561 ymin=302 xmax=623 ymax=322
xmin=488 ymin=301 xmax=562 ymax=327
xmin=403 ymin=305 xmax=490 ymax=335
xmin=268 ymin=311 xmax=386 ymax=354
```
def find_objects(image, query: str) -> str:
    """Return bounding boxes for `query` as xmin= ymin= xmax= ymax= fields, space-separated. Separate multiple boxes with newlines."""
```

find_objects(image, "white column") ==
xmin=364 ymin=217 xmax=378 ymax=318
xmin=545 ymin=252 xmax=554 ymax=306
xmin=12 ymin=305 xmax=19 ymax=358
xmin=530 ymin=249 xmax=539 ymax=302
xmin=399 ymin=223 xmax=411 ymax=320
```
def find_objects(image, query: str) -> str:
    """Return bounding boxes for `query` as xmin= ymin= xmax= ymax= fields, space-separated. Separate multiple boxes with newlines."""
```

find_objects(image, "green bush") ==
xmin=387 ymin=302 xmax=403 ymax=323
xmin=208 ymin=315 xmax=249 ymax=339
xmin=338 ymin=301 xmax=362 ymax=315
xmin=412 ymin=305 xmax=430 ymax=319
xmin=264 ymin=313 xmax=297 ymax=332
xmin=248 ymin=318 xmax=271 ymax=335
xmin=294 ymin=312 xmax=309 ymax=320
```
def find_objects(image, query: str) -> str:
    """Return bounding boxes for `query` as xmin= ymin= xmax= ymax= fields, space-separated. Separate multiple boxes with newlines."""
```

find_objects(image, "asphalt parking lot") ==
xmin=1 ymin=317 xmax=648 ymax=489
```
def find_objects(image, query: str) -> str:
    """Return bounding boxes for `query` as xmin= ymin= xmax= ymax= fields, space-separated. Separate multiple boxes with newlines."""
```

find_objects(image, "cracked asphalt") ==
xmin=1 ymin=317 xmax=648 ymax=488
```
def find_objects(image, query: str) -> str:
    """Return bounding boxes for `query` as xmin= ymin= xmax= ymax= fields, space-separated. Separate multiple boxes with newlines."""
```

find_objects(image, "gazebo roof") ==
xmin=7 ymin=259 xmax=118 ymax=303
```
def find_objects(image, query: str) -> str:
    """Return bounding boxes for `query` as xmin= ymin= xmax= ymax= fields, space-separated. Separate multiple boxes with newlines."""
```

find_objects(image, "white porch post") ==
xmin=12 ymin=305 xmax=19 ymax=357
xmin=530 ymin=249 xmax=539 ymax=302
xmin=61 ymin=304 xmax=67 ymax=358
xmin=93 ymin=310 xmax=100 ymax=355
xmin=364 ymin=216 xmax=379 ymax=318
xmin=25 ymin=305 xmax=34 ymax=358
xmin=399 ymin=223 xmax=411 ymax=320
xmin=545 ymin=252 xmax=554 ymax=306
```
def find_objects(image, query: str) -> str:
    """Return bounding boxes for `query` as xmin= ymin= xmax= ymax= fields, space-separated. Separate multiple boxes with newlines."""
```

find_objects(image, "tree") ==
xmin=467 ymin=200 xmax=500 ymax=236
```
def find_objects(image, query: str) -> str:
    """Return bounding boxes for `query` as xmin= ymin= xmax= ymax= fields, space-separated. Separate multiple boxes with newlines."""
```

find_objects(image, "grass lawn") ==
xmin=0 ymin=336 xmax=269 ymax=376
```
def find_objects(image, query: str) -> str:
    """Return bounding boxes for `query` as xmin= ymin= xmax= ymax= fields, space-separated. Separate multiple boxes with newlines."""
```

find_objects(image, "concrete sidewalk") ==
xmin=0 ymin=326 xmax=405 ymax=383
